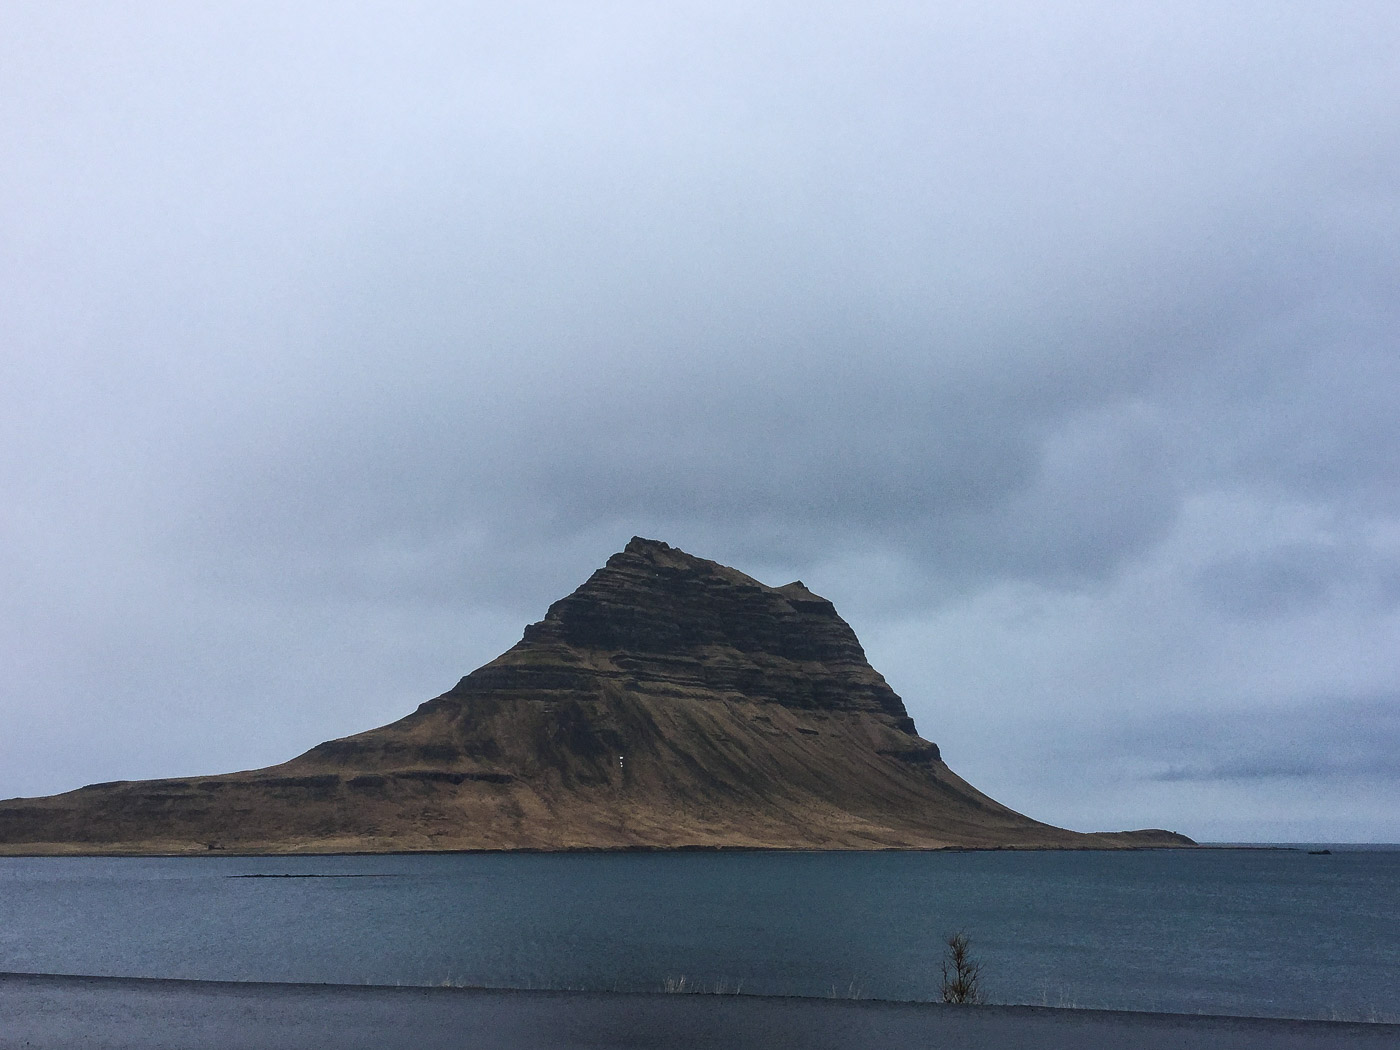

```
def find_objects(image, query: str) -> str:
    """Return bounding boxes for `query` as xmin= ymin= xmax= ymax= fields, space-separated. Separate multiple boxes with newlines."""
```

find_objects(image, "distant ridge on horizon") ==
xmin=0 ymin=537 xmax=1194 ymax=854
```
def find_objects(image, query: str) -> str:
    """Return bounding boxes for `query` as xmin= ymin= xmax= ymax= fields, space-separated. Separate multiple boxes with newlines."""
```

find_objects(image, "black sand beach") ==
xmin=2 ymin=973 xmax=1395 ymax=1050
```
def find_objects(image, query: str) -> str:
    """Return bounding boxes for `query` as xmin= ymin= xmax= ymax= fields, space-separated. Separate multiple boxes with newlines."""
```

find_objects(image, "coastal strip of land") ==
xmin=1 ymin=973 xmax=1394 ymax=1050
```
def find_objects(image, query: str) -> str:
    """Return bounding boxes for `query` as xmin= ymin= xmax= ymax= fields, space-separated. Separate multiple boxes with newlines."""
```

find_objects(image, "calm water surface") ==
xmin=1 ymin=848 xmax=1396 ymax=1021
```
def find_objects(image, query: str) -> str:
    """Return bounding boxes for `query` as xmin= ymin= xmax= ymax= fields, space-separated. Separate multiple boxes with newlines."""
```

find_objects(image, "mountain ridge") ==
xmin=0 ymin=537 xmax=1193 ymax=853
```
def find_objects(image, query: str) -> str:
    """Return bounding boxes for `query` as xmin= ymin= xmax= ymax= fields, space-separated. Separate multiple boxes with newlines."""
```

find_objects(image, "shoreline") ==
xmin=2 ymin=971 xmax=1395 ymax=1049
xmin=2 ymin=969 xmax=1396 ymax=1025
xmin=2 ymin=842 xmax=1351 ymax=859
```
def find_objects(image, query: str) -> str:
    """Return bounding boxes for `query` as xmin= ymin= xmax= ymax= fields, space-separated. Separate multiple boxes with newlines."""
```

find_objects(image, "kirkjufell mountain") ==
xmin=0 ymin=538 xmax=1192 ymax=853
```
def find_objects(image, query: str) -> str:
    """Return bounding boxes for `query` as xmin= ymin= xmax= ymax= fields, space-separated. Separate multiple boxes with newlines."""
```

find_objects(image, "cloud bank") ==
xmin=2 ymin=2 xmax=1398 ymax=839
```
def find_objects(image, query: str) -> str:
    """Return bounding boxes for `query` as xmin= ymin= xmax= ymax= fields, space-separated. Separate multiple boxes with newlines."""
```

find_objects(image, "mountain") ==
xmin=0 ymin=538 xmax=1192 ymax=853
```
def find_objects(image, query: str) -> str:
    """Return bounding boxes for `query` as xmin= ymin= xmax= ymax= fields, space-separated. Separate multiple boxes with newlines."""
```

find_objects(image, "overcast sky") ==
xmin=3 ymin=2 xmax=1397 ymax=842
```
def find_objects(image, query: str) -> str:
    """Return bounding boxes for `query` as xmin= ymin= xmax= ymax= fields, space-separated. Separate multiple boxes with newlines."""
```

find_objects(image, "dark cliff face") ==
xmin=445 ymin=536 xmax=916 ymax=727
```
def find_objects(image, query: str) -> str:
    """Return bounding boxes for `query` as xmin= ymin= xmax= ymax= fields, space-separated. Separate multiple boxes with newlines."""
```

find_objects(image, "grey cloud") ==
xmin=1183 ymin=295 xmax=1400 ymax=514
xmin=1194 ymin=544 xmax=1346 ymax=620
xmin=162 ymin=49 xmax=1397 ymax=609
xmin=1133 ymin=696 xmax=1400 ymax=783
xmin=1194 ymin=536 xmax=1400 ymax=621
xmin=1152 ymin=756 xmax=1389 ymax=783
xmin=3 ymin=3 xmax=1399 ymax=837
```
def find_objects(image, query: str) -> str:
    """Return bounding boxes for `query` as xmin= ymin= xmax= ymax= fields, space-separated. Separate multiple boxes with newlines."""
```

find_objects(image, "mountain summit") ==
xmin=0 ymin=538 xmax=1192 ymax=853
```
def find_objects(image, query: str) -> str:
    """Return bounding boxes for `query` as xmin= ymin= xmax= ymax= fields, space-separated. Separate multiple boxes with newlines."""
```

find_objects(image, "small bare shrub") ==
xmin=939 ymin=931 xmax=984 ymax=1004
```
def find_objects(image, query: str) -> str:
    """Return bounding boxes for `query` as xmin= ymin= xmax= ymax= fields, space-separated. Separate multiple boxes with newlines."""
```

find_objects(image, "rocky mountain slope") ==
xmin=0 ymin=538 xmax=1192 ymax=853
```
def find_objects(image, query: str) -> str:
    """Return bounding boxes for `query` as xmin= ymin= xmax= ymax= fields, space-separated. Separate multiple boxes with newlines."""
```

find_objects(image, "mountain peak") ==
xmin=624 ymin=535 xmax=671 ymax=555
xmin=480 ymin=539 xmax=913 ymax=725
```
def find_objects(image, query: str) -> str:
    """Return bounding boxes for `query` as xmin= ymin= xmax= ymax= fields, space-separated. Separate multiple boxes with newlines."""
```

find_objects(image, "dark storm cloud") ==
xmin=2 ymin=2 xmax=1398 ymax=836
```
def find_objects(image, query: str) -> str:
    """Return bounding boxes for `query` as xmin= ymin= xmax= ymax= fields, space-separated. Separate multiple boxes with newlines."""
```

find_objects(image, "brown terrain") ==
xmin=0 ymin=537 xmax=1192 ymax=854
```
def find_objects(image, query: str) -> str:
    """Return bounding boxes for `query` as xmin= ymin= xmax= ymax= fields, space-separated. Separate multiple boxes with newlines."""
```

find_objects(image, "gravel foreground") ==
xmin=2 ymin=973 xmax=1396 ymax=1050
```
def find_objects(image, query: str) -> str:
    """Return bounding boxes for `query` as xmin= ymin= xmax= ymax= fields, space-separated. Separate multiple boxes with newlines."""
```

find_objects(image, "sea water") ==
xmin=0 ymin=847 xmax=1395 ymax=1021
